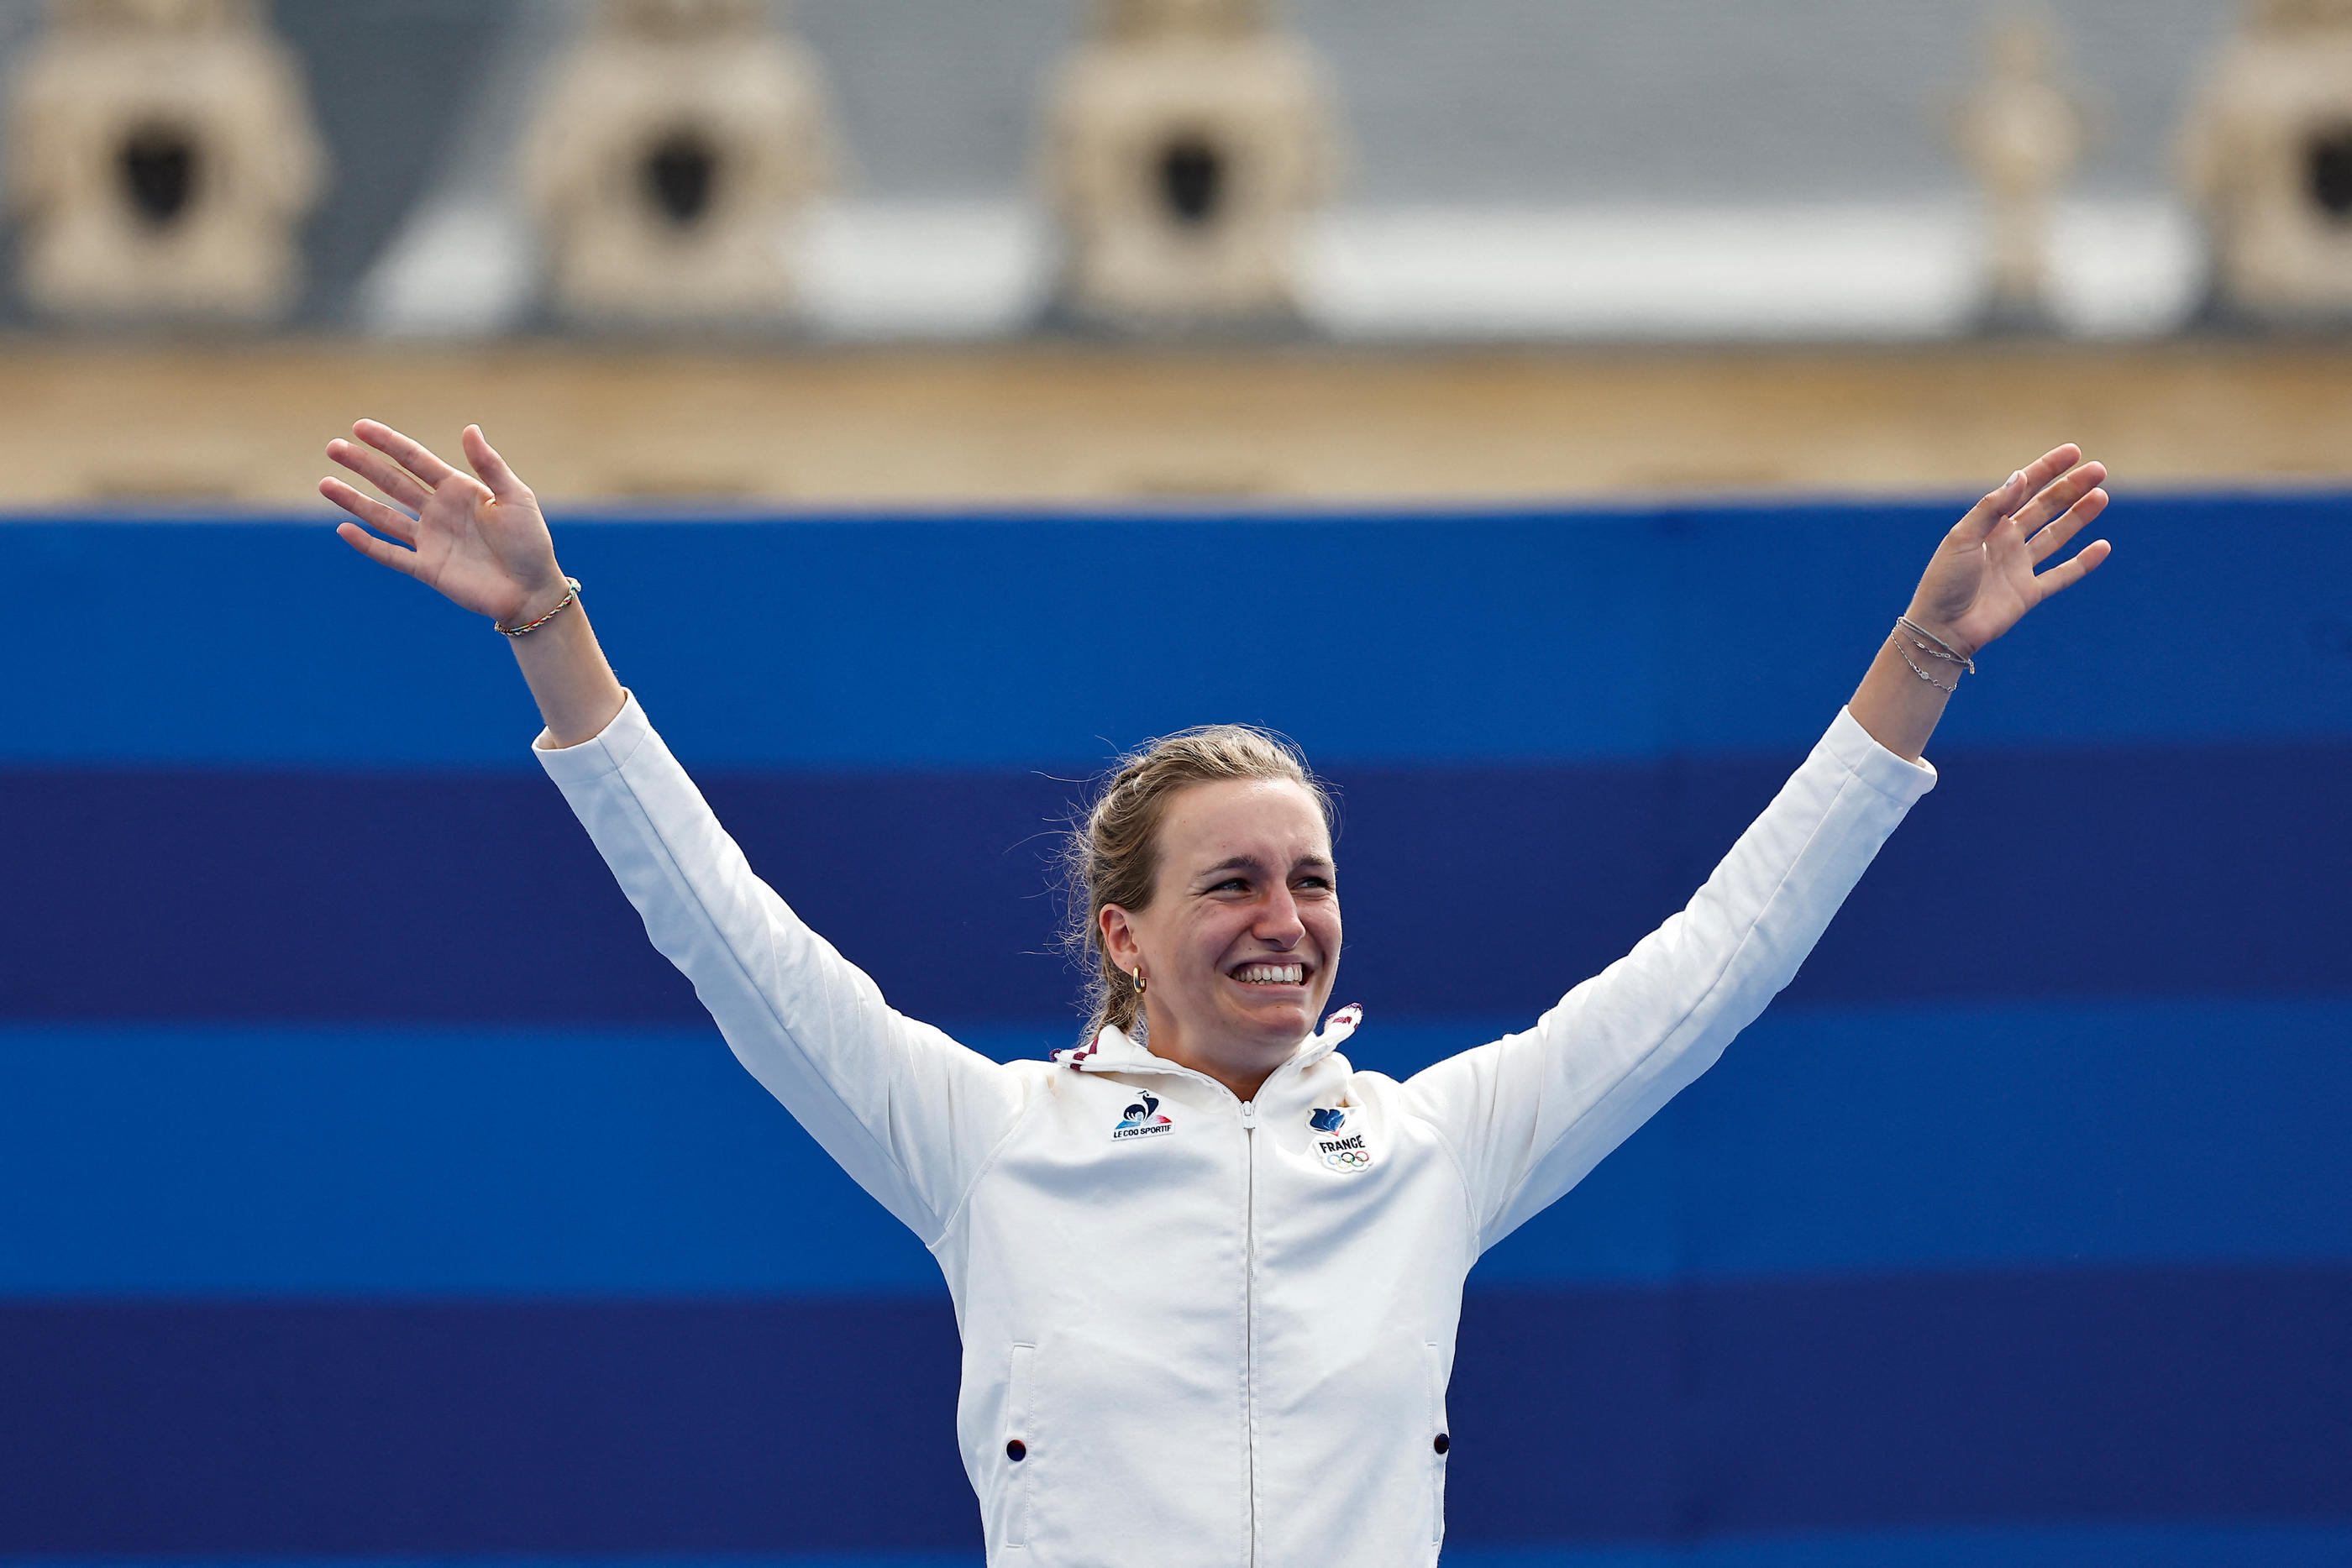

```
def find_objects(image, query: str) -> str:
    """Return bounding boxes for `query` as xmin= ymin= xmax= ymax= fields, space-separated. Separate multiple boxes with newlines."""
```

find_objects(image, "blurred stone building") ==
xmin=4 ymin=0 xmax=323 ymax=322
xmin=523 ymin=0 xmax=837 ymax=326
xmin=2182 ymin=0 xmax=2352 ymax=321
xmin=1043 ymin=0 xmax=1338 ymax=329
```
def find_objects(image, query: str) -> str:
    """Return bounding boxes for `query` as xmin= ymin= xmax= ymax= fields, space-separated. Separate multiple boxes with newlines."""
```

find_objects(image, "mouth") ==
xmin=1229 ymin=961 xmax=1310 ymax=988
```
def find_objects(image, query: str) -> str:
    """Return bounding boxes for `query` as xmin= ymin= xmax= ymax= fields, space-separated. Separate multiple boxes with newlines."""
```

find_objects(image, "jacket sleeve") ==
xmin=1404 ymin=707 xmax=1935 ymax=1253
xmin=535 ymin=693 xmax=1031 ymax=1245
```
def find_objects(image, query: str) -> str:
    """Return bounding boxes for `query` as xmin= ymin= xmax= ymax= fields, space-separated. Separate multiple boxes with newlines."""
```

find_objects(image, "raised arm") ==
xmin=323 ymin=422 xmax=1030 ymax=1243
xmin=1849 ymin=443 xmax=2109 ymax=761
xmin=1410 ymin=447 xmax=2113 ymax=1249
xmin=322 ymin=420 xmax=624 ymax=745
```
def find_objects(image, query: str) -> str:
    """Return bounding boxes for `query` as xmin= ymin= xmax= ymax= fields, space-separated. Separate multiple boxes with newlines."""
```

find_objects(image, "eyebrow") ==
xmin=1198 ymin=853 xmax=1336 ymax=878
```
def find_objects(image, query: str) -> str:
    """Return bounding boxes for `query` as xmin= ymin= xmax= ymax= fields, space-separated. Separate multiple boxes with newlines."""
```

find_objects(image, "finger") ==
xmin=2028 ymin=485 xmax=2109 ymax=564
xmin=333 ymin=517 xmax=424 ymax=579
xmin=1956 ymin=469 xmax=2031 ymax=541
xmin=1963 ymin=444 xmax=2084 ymax=540
xmin=353 ymin=418 xmax=459 ymax=490
xmin=327 ymin=438 xmax=431 ymax=511
xmin=320 ymin=476 xmax=420 ymax=545
xmin=2031 ymin=535 xmax=2112 ymax=600
xmin=461 ymin=424 xmax=530 ymax=503
xmin=2017 ymin=443 xmax=2082 ymax=500
xmin=2015 ymin=459 xmax=2107 ymax=537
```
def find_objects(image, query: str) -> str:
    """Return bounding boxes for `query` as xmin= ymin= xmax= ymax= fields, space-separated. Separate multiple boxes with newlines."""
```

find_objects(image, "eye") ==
xmin=1295 ymin=873 xmax=1334 ymax=894
xmin=1210 ymin=876 xmax=1251 ymax=894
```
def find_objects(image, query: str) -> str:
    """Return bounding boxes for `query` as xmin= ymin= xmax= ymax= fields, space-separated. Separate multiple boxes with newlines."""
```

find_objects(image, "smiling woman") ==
xmin=319 ymin=417 xmax=2112 ymax=1568
xmin=1068 ymin=723 xmax=1339 ymax=1097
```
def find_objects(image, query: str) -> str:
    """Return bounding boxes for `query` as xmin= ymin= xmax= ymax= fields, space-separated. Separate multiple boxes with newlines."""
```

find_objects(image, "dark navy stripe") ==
xmin=1441 ymin=1523 xmax=2352 ymax=1565
xmin=3 ymin=1270 xmax=2346 ymax=1555
xmin=11 ymin=1533 xmax=2352 ymax=1568
xmin=3 ymin=740 xmax=2344 ymax=1025
xmin=5 ymin=1001 xmax=2348 ymax=1295
xmin=1 ymin=496 xmax=2346 ymax=771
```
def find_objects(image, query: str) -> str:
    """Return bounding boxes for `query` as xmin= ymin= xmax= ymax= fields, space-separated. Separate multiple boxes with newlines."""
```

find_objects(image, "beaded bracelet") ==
xmin=496 ymin=577 xmax=582 ymax=637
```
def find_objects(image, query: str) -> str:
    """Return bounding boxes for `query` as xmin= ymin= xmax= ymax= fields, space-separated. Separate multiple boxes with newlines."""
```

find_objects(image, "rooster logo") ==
xmin=1116 ymin=1092 xmax=1172 ymax=1130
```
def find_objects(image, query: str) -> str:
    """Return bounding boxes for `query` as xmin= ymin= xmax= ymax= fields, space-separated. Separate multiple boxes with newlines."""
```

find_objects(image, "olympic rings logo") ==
xmin=1324 ymin=1149 xmax=1373 ymax=1171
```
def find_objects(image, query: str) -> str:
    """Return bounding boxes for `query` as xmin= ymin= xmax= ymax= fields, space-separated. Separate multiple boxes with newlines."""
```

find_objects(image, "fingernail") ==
xmin=2008 ymin=470 xmax=2025 ymax=490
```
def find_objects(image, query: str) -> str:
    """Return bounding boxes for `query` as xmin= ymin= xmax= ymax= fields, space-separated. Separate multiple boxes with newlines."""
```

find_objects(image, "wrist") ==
xmin=1899 ymin=603 xmax=1981 ymax=661
xmin=504 ymin=571 xmax=574 ymax=627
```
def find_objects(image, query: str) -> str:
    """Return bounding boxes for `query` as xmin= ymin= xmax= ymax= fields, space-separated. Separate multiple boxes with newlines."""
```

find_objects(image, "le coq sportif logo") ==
xmin=1112 ymin=1091 xmax=1174 ymax=1141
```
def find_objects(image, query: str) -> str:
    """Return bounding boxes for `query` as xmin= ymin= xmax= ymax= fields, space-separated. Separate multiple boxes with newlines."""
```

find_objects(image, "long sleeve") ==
xmin=1404 ymin=707 xmax=1935 ymax=1252
xmin=535 ymin=694 xmax=1032 ymax=1245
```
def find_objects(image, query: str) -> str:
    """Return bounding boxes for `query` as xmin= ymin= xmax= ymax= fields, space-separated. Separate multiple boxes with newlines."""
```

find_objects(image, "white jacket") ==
xmin=538 ymin=697 xmax=1934 ymax=1567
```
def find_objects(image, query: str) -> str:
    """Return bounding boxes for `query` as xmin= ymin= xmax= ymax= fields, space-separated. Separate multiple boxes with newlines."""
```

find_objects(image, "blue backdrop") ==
xmin=2 ymin=494 xmax=2348 ymax=1566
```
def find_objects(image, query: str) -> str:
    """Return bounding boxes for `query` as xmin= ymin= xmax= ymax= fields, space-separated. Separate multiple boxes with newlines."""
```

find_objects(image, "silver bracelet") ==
xmin=1891 ymin=632 xmax=1960 ymax=693
xmin=1895 ymin=616 xmax=1976 ymax=674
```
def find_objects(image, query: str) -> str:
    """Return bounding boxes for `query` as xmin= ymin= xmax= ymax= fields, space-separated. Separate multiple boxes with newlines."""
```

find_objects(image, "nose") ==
xmin=1254 ymin=885 xmax=1305 ymax=948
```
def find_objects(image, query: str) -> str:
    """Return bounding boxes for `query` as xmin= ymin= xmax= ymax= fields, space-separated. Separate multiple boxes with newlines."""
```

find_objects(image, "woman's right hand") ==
xmin=322 ymin=421 xmax=569 ymax=627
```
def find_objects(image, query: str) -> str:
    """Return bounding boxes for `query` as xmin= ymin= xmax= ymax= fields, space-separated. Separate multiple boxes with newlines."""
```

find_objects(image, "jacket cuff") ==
xmin=533 ymin=690 xmax=651 ymax=783
xmin=1826 ymin=705 xmax=1938 ymax=805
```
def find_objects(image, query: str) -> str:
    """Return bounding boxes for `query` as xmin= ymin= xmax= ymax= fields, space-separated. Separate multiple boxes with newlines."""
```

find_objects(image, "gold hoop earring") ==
xmin=1132 ymin=968 xmax=1147 ymax=994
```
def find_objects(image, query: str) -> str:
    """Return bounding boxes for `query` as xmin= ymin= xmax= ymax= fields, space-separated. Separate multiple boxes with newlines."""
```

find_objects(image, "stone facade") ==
xmin=1044 ymin=0 xmax=1340 ymax=328
xmin=522 ymin=0 xmax=837 ymax=325
xmin=5 ymin=0 xmax=324 ymax=322
xmin=2182 ymin=0 xmax=2352 ymax=318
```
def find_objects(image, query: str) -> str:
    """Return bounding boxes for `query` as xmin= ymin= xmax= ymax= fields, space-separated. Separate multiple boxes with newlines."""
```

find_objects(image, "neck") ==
xmin=1138 ymin=1010 xmax=1291 ymax=1103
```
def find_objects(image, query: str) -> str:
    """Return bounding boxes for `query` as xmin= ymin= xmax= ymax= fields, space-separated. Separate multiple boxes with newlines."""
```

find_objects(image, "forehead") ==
xmin=1157 ymin=777 xmax=1331 ymax=863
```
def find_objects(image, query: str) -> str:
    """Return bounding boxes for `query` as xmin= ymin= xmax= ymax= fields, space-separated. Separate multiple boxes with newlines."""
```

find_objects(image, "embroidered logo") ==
xmin=1111 ymin=1090 xmax=1174 ymax=1141
xmin=1310 ymin=1108 xmax=1373 ymax=1172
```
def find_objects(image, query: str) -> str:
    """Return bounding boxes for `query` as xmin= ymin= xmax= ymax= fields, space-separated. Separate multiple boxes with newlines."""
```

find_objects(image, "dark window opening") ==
xmin=1158 ymin=137 xmax=1225 ymax=228
xmin=119 ymin=123 xmax=198 ymax=227
xmin=2308 ymin=127 xmax=2352 ymax=220
xmin=644 ymin=130 xmax=720 ymax=227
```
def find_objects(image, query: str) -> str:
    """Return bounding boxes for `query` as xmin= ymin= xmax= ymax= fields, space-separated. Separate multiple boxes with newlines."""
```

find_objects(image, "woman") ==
xmin=322 ymin=422 xmax=2109 ymax=1566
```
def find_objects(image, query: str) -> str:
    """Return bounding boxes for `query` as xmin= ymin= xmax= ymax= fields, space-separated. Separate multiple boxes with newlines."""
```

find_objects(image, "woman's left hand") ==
xmin=1904 ymin=443 xmax=2111 ymax=658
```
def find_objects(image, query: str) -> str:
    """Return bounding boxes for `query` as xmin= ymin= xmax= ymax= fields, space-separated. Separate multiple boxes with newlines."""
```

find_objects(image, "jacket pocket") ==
xmin=1004 ymin=1343 xmax=1037 ymax=1550
xmin=1425 ymin=1341 xmax=1450 ymax=1547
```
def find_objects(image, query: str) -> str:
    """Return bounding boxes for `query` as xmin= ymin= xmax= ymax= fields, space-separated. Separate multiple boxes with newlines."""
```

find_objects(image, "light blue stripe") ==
xmin=3 ymin=999 xmax=2346 ymax=1296
xmin=1441 ymin=1520 xmax=2352 ymax=1566
xmin=2 ymin=499 xmax=2346 ymax=768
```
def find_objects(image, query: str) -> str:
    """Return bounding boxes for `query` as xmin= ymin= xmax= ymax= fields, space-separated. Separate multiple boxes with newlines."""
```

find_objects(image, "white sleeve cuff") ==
xmin=532 ymin=690 xmax=652 ymax=783
xmin=1826 ymin=704 xmax=1938 ymax=804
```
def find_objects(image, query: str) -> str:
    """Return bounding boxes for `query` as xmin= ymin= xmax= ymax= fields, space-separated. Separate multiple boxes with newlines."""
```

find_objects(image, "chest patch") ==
xmin=1309 ymin=1109 xmax=1373 ymax=1172
xmin=1111 ymin=1091 xmax=1174 ymax=1142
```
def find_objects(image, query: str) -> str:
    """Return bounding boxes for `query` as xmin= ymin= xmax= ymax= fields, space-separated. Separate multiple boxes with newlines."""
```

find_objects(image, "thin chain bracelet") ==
xmin=1895 ymin=616 xmax=1976 ymax=673
xmin=1891 ymin=629 xmax=1960 ymax=693
xmin=496 ymin=577 xmax=581 ymax=637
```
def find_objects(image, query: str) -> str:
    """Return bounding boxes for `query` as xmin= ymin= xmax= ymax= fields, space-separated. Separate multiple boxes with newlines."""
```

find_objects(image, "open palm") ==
xmin=1909 ymin=443 xmax=2111 ymax=658
xmin=321 ymin=421 xmax=567 ymax=626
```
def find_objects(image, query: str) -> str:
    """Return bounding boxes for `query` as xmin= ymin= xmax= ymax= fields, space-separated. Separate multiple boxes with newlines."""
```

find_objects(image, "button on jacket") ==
xmin=537 ymin=697 xmax=1935 ymax=1567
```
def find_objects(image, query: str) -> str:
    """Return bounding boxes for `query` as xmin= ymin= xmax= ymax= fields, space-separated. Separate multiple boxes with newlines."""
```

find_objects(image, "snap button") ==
xmin=1006 ymin=1439 xmax=1027 ymax=1461
xmin=1433 ymin=1433 xmax=1450 ymax=1455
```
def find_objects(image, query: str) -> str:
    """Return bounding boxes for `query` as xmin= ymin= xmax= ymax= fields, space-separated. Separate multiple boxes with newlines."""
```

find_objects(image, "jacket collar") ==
xmin=1051 ymin=1003 xmax=1363 ymax=1078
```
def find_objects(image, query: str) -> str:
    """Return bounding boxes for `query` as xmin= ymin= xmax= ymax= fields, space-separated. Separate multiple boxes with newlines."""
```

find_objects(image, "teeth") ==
xmin=1234 ymin=963 xmax=1305 ymax=985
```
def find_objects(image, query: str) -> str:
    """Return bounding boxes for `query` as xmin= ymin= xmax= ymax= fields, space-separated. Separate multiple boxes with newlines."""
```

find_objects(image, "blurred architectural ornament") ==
xmin=2182 ymin=0 xmax=2352 ymax=321
xmin=1044 ymin=0 xmax=1340 ymax=329
xmin=3 ymin=0 xmax=325 ymax=323
xmin=1954 ymin=12 xmax=2083 ymax=329
xmin=522 ymin=0 xmax=837 ymax=326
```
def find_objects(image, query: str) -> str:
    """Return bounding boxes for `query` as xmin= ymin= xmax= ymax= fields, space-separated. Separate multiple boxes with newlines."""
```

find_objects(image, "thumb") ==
xmin=462 ymin=424 xmax=530 ymax=502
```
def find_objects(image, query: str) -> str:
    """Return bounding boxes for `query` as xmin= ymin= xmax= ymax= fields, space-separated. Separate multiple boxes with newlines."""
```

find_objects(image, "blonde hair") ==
xmin=1064 ymin=725 xmax=1333 ymax=1046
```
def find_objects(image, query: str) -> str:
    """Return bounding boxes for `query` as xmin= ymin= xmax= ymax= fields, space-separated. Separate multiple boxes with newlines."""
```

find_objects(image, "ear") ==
xmin=1099 ymin=905 xmax=1142 ymax=973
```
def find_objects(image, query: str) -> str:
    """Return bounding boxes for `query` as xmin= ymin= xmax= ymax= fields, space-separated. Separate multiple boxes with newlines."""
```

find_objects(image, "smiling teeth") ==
xmin=1235 ymin=964 xmax=1305 ymax=984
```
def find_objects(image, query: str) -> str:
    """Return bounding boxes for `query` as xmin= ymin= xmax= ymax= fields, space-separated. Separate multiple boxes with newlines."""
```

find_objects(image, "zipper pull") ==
xmin=1240 ymin=1100 xmax=1257 ymax=1129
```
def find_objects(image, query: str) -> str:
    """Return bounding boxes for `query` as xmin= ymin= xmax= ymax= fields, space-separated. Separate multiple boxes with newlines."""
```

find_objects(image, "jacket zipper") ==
xmin=1240 ymin=1095 xmax=1257 ymax=1568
